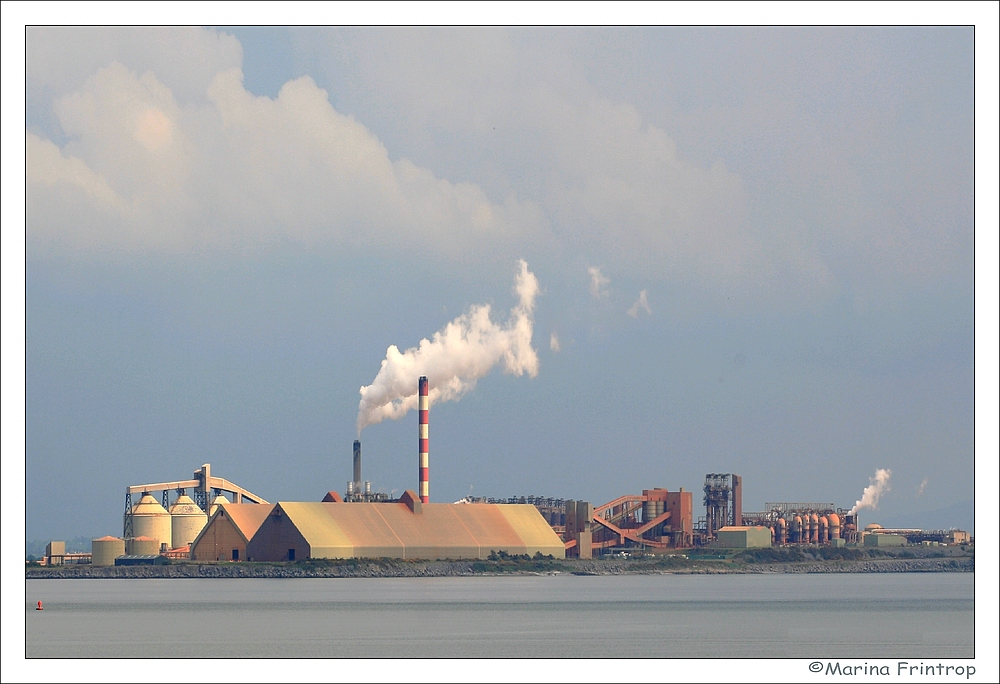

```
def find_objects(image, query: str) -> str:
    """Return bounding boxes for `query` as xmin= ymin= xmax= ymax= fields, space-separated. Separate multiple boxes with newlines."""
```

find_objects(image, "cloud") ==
xmin=916 ymin=477 xmax=928 ymax=497
xmin=25 ymin=27 xmax=973 ymax=299
xmin=549 ymin=332 xmax=560 ymax=352
xmin=26 ymin=52 xmax=547 ymax=257
xmin=588 ymin=266 xmax=610 ymax=299
xmin=295 ymin=28 xmax=755 ymax=282
xmin=26 ymin=26 xmax=243 ymax=109
xmin=627 ymin=290 xmax=652 ymax=318
xmin=288 ymin=27 xmax=973 ymax=299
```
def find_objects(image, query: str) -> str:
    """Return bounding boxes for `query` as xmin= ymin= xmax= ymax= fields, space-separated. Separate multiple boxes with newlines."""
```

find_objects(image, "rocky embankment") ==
xmin=26 ymin=554 xmax=972 ymax=579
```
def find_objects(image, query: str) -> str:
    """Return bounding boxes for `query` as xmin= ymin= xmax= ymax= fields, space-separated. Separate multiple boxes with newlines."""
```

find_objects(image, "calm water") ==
xmin=26 ymin=573 xmax=973 ymax=658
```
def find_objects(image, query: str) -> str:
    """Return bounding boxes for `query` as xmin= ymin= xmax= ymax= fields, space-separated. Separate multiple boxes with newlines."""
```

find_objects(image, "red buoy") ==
xmin=36 ymin=600 xmax=43 ymax=611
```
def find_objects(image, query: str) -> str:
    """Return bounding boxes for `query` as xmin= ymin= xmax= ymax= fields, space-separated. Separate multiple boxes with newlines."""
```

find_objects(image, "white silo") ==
xmin=130 ymin=493 xmax=172 ymax=550
xmin=91 ymin=536 xmax=125 ymax=567
xmin=210 ymin=494 xmax=230 ymax=517
xmin=169 ymin=494 xmax=208 ymax=548
xmin=126 ymin=535 xmax=160 ymax=555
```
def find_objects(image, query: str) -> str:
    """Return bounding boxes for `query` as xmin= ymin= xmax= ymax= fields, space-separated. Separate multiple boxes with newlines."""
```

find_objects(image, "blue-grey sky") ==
xmin=22 ymin=26 xmax=978 ymax=539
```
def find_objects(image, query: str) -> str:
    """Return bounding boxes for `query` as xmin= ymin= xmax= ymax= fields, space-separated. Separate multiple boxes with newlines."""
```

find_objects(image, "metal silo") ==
xmin=91 ymin=536 xmax=125 ymax=567
xmin=130 ymin=493 xmax=172 ymax=549
xmin=126 ymin=535 xmax=160 ymax=555
xmin=828 ymin=513 xmax=841 ymax=539
xmin=169 ymin=494 xmax=208 ymax=548
xmin=210 ymin=494 xmax=230 ymax=516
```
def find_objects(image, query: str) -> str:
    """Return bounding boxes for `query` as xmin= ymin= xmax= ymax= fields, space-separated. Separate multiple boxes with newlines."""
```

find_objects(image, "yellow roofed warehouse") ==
xmin=246 ymin=492 xmax=565 ymax=561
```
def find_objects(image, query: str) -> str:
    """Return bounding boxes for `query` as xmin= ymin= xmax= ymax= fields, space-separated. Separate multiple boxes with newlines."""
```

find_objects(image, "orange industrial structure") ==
xmin=585 ymin=488 xmax=693 ymax=552
xmin=190 ymin=503 xmax=273 ymax=562
xmin=246 ymin=490 xmax=565 ymax=561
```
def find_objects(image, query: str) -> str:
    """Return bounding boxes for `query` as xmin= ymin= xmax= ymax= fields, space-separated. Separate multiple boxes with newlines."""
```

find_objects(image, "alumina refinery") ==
xmin=38 ymin=375 xmax=970 ymax=568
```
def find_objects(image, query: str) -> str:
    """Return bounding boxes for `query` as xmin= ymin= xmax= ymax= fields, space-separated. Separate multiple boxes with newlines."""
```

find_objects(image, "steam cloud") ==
xmin=357 ymin=260 xmax=540 ymax=434
xmin=849 ymin=468 xmax=892 ymax=515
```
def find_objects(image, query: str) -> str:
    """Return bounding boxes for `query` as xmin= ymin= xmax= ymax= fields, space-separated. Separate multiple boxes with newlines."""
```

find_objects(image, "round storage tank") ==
xmin=828 ymin=513 xmax=841 ymax=539
xmin=126 ymin=535 xmax=160 ymax=555
xmin=169 ymin=494 xmax=208 ymax=548
xmin=131 ymin=493 xmax=172 ymax=549
xmin=92 ymin=536 xmax=125 ymax=567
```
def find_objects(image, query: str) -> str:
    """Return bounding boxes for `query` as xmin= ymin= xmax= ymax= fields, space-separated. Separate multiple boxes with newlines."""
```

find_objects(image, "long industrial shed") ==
xmin=246 ymin=491 xmax=565 ymax=561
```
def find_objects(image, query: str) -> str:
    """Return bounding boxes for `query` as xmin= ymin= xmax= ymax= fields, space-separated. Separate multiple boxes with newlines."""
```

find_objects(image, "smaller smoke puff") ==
xmin=549 ymin=332 xmax=560 ymax=352
xmin=357 ymin=260 xmax=540 ymax=434
xmin=849 ymin=468 xmax=892 ymax=515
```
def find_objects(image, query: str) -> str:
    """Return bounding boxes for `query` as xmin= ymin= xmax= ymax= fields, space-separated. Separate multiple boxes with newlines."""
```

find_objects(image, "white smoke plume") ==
xmin=357 ymin=260 xmax=540 ymax=434
xmin=549 ymin=331 xmax=561 ymax=352
xmin=849 ymin=468 xmax=892 ymax=515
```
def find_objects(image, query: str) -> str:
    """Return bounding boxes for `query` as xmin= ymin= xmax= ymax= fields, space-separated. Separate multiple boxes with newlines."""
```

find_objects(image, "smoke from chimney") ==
xmin=849 ymin=468 xmax=892 ymax=515
xmin=357 ymin=260 xmax=540 ymax=435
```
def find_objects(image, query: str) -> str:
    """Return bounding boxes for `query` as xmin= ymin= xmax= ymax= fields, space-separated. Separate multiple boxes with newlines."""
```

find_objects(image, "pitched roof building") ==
xmin=246 ymin=491 xmax=565 ymax=561
xmin=190 ymin=503 xmax=273 ymax=562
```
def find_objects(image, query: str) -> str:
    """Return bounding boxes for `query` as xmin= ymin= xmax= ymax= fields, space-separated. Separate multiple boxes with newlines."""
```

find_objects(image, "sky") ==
xmin=12 ymin=24 xmax=991 ymax=541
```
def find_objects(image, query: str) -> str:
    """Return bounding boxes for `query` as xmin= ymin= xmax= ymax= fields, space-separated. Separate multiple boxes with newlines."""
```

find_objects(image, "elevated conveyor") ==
xmin=123 ymin=463 xmax=268 ymax=538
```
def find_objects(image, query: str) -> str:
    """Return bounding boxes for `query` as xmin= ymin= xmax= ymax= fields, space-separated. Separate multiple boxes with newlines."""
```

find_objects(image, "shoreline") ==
xmin=26 ymin=555 xmax=973 ymax=579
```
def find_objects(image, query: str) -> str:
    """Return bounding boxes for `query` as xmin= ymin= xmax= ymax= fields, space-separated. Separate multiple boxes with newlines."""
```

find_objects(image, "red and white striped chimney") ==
xmin=418 ymin=376 xmax=429 ymax=503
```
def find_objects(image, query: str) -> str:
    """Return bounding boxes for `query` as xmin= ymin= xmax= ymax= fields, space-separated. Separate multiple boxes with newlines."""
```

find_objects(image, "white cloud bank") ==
xmin=25 ymin=26 xmax=757 ymax=290
xmin=26 ymin=55 xmax=545 ymax=257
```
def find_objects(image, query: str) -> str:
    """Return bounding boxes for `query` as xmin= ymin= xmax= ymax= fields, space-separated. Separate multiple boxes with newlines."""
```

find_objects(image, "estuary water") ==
xmin=25 ymin=573 xmax=973 ymax=658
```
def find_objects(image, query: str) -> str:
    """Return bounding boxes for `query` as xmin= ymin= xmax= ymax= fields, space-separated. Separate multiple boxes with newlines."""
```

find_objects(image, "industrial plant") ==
xmin=36 ymin=375 xmax=971 ymax=568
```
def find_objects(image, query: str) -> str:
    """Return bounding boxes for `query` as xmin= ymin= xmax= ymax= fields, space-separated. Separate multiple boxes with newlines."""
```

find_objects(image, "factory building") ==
xmin=190 ymin=503 xmax=273 ymax=562
xmin=864 ymin=532 xmax=906 ymax=547
xmin=246 ymin=490 xmax=565 ymax=561
xmin=716 ymin=526 xmax=772 ymax=548
xmin=121 ymin=463 xmax=270 ymax=554
xmin=585 ymin=488 xmax=694 ymax=554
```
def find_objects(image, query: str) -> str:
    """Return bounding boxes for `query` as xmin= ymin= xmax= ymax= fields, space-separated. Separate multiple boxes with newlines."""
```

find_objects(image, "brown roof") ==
xmin=220 ymin=503 xmax=273 ymax=543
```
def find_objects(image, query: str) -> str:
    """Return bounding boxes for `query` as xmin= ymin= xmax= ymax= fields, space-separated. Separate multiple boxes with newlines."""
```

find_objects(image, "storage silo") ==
xmin=828 ymin=513 xmax=841 ymax=540
xmin=210 ymin=494 xmax=230 ymax=516
xmin=169 ymin=494 xmax=208 ymax=548
xmin=130 ymin=493 xmax=172 ymax=549
xmin=92 ymin=536 xmax=125 ymax=567
xmin=126 ymin=535 xmax=160 ymax=555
